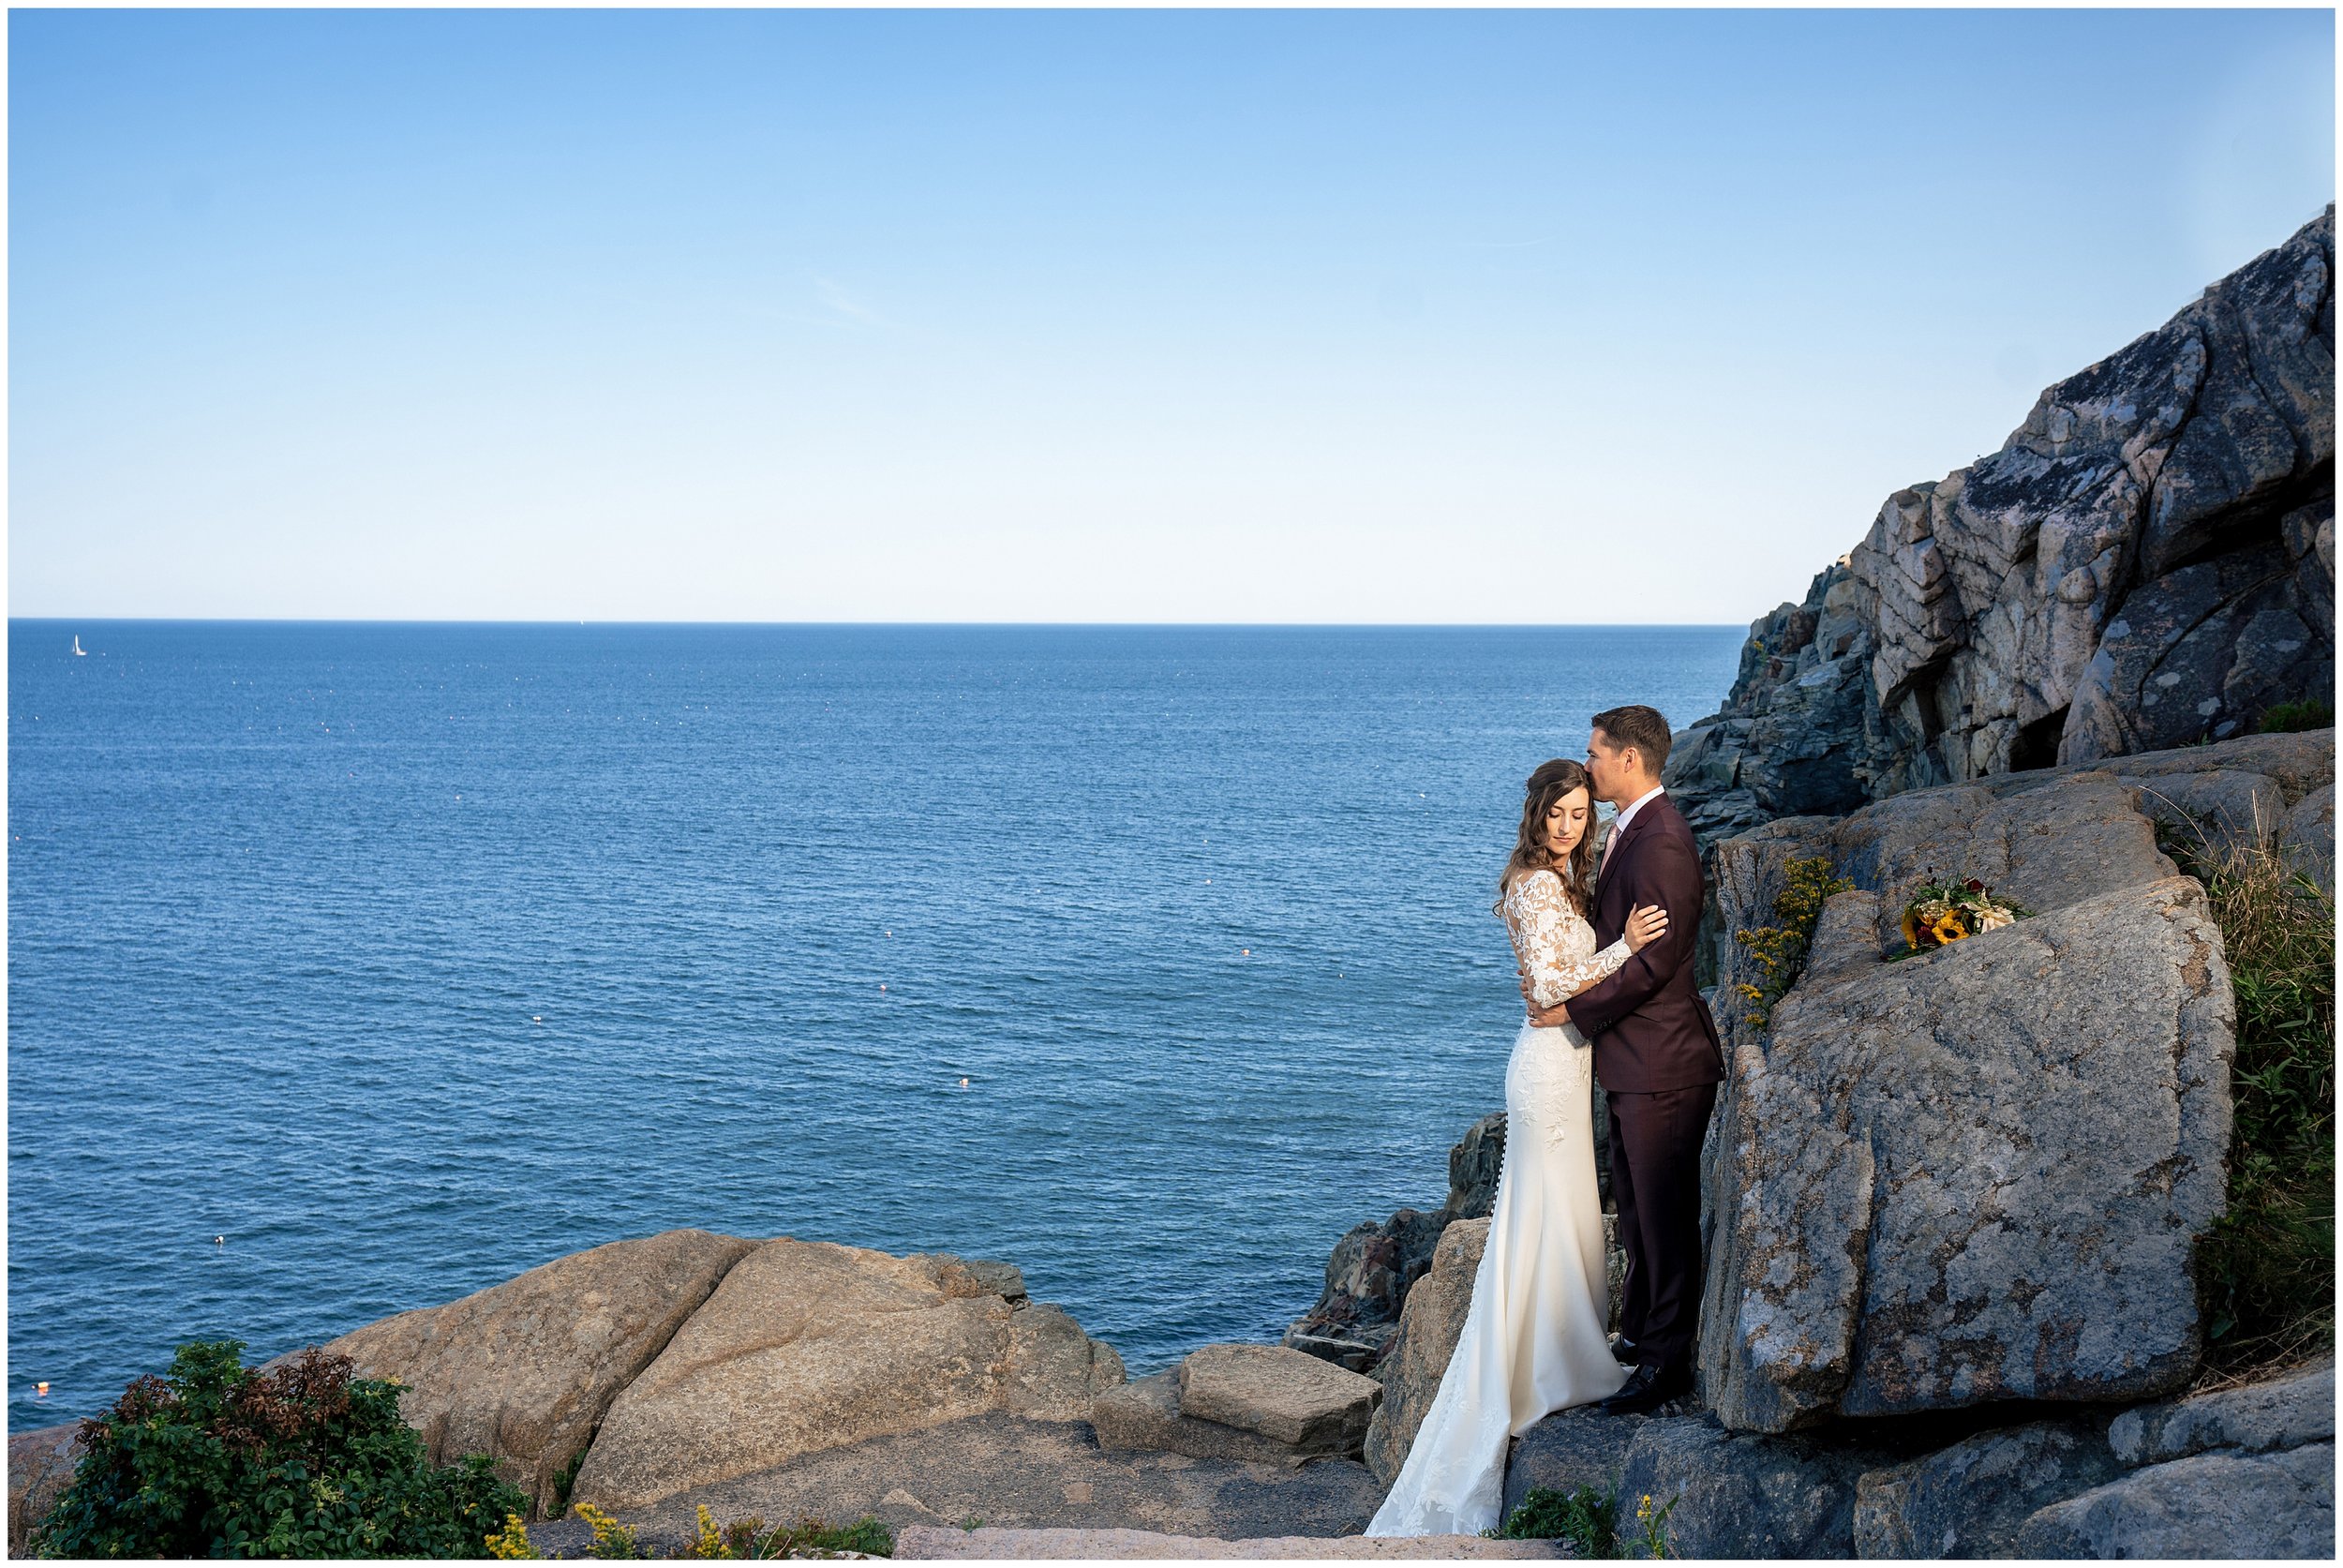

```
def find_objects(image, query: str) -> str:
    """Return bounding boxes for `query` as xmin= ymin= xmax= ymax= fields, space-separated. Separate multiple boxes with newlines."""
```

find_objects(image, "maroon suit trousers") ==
xmin=1606 ymin=1079 xmax=1716 ymax=1374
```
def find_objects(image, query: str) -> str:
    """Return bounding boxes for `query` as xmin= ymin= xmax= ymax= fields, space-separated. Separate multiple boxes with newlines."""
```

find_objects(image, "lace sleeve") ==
xmin=1512 ymin=872 xmax=1634 ymax=1009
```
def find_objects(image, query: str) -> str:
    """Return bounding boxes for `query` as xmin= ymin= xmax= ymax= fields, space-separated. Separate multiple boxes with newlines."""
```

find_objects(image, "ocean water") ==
xmin=7 ymin=620 xmax=1739 ymax=1433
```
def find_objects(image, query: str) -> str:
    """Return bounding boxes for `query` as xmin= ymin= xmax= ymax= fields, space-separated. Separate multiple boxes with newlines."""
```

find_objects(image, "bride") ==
xmin=1366 ymin=758 xmax=1668 ymax=1537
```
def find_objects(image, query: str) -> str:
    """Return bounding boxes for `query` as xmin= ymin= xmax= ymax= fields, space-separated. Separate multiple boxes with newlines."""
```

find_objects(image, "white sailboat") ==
xmin=71 ymin=635 xmax=87 ymax=656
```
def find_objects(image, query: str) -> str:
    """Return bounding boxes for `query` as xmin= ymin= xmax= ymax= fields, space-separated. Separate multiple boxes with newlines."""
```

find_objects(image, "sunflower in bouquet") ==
xmin=1899 ymin=875 xmax=2029 ymax=951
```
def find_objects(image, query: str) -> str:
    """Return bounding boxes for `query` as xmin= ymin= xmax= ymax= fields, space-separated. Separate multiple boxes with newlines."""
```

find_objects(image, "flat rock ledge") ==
xmin=520 ymin=1411 xmax=1387 ymax=1557
xmin=895 ymin=1526 xmax=1567 ymax=1560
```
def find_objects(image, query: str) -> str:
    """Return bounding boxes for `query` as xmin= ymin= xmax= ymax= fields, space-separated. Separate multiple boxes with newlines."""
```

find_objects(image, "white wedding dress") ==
xmin=1366 ymin=868 xmax=1634 ymax=1537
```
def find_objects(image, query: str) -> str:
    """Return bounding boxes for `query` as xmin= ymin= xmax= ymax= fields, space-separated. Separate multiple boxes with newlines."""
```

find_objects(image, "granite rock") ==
xmin=1852 ymin=1419 xmax=2120 ymax=1559
xmin=895 ymin=1525 xmax=1568 ymax=1559
xmin=1699 ymin=872 xmax=2234 ymax=1430
xmin=1613 ymin=1415 xmax=1886 ymax=1560
xmin=1175 ymin=1345 xmax=1380 ymax=1457
xmin=526 ymin=1409 xmax=1387 ymax=1550
xmin=567 ymin=1238 xmax=1122 ymax=1511
xmin=1363 ymin=1218 xmax=1488 ymax=1486
xmin=1667 ymin=209 xmax=2335 ymax=843
xmin=313 ymin=1227 xmax=758 ymax=1516
xmin=2107 ymin=1358 xmax=2336 ymax=1466
xmin=2282 ymin=782 xmax=2336 ymax=893
xmin=2012 ymin=1441 xmax=2336 ymax=1559
xmin=8 ymin=1421 xmax=82 ymax=1556
xmin=1499 ymin=1406 xmax=1659 ymax=1524
xmin=1091 ymin=1371 xmax=1320 ymax=1469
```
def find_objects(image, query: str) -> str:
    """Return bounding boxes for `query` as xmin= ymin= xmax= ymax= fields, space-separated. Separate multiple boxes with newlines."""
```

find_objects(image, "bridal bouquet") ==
xmin=1899 ymin=876 xmax=2028 ymax=950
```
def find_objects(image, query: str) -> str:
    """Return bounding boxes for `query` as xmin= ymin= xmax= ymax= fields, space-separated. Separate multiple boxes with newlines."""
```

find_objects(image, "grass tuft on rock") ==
xmin=2176 ymin=823 xmax=2336 ymax=1381
xmin=1487 ymin=1485 xmax=1619 ymax=1556
xmin=2259 ymin=698 xmax=2334 ymax=734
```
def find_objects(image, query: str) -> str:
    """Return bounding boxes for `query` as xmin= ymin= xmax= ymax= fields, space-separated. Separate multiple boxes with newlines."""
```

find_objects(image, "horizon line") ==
xmin=7 ymin=616 xmax=1748 ymax=631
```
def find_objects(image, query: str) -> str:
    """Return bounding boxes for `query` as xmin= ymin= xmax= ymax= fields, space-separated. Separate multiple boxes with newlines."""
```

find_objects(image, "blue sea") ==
xmin=7 ymin=621 xmax=1739 ymax=1433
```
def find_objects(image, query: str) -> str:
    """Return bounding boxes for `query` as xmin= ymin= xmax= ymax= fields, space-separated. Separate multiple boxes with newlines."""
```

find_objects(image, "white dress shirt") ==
xmin=1602 ymin=785 xmax=1666 ymax=874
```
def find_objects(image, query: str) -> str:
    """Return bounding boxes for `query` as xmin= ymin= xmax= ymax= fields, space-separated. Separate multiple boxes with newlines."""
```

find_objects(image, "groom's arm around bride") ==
xmin=1529 ymin=705 xmax=1724 ymax=1412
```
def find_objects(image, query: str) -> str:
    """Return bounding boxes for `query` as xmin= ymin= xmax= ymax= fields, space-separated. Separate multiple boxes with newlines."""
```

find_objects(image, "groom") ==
xmin=1524 ymin=704 xmax=1724 ymax=1414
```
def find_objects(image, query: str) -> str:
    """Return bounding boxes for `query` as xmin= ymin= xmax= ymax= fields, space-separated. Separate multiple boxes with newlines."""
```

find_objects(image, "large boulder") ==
xmin=2011 ymin=1441 xmax=2336 ymax=1559
xmin=1691 ymin=747 xmax=2286 ymax=1434
xmin=1701 ymin=871 xmax=2232 ymax=1431
xmin=1852 ymin=1419 xmax=2120 ymax=1559
xmin=1362 ymin=1218 xmax=1487 ymax=1486
xmin=1281 ymin=1208 xmax=1447 ymax=1373
xmin=1664 ymin=735 xmax=2336 ymax=1552
xmin=567 ymin=1238 xmax=1123 ymax=1511
xmin=313 ymin=1227 xmax=758 ymax=1516
xmin=1667 ymin=208 xmax=2334 ymax=843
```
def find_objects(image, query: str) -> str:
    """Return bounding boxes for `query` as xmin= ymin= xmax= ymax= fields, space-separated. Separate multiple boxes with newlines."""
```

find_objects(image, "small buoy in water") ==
xmin=879 ymin=984 xmax=887 ymax=992
xmin=532 ymin=1016 xmax=543 ymax=1023
xmin=215 ymin=1235 xmax=225 ymax=1246
xmin=36 ymin=1382 xmax=48 ymax=1397
xmin=885 ymin=930 xmax=892 ymax=937
xmin=1241 ymin=948 xmax=1250 ymax=956
xmin=958 ymin=1077 xmax=970 ymax=1089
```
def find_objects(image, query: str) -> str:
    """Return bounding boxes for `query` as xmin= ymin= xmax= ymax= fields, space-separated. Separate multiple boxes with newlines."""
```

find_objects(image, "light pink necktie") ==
xmin=1600 ymin=815 xmax=1623 ymax=878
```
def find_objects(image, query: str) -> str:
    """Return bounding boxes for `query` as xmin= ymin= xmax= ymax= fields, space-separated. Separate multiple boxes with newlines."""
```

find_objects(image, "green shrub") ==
xmin=1732 ymin=855 xmax=1853 ymax=1025
xmin=31 ymin=1339 xmax=527 ymax=1560
xmin=2260 ymin=699 xmax=2334 ymax=734
xmin=1488 ymin=1485 xmax=1619 ymax=1556
xmin=2176 ymin=828 xmax=2336 ymax=1376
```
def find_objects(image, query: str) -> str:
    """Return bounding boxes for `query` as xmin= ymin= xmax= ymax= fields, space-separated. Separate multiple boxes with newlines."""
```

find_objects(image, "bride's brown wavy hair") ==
xmin=1495 ymin=758 xmax=1599 ymax=918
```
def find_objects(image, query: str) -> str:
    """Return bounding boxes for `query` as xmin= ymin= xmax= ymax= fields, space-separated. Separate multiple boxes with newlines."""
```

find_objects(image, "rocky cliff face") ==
xmin=1693 ymin=728 xmax=2334 ymax=1435
xmin=1670 ymin=208 xmax=2335 ymax=843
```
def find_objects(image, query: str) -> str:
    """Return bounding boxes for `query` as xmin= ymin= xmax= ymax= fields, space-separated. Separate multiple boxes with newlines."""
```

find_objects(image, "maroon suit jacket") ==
xmin=1562 ymin=790 xmax=1724 ymax=1094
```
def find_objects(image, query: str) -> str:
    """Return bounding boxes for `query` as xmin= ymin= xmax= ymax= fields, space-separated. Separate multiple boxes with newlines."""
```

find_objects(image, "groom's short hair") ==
xmin=1591 ymin=704 xmax=1673 ymax=772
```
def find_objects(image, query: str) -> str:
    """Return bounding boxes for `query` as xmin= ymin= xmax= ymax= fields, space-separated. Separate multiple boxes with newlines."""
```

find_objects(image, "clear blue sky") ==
xmin=9 ymin=7 xmax=2335 ymax=622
